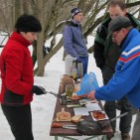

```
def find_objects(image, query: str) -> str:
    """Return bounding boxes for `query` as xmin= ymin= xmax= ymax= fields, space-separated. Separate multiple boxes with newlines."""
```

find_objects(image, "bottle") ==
xmin=65 ymin=84 xmax=74 ymax=97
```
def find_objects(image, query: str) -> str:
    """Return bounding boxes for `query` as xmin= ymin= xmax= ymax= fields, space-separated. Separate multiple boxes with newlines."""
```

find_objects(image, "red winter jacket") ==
xmin=0 ymin=32 xmax=34 ymax=106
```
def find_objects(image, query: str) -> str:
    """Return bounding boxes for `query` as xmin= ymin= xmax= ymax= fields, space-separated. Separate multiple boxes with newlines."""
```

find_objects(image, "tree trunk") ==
xmin=35 ymin=0 xmax=45 ymax=76
xmin=0 ymin=0 xmax=140 ymax=77
xmin=34 ymin=38 xmax=63 ymax=75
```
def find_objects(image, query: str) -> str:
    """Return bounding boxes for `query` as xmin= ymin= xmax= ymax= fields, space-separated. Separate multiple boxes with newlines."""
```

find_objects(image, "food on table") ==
xmin=56 ymin=108 xmax=71 ymax=121
xmin=93 ymin=110 xmax=106 ymax=120
xmin=51 ymin=123 xmax=64 ymax=128
xmin=60 ymin=75 xmax=74 ymax=93
xmin=71 ymin=115 xmax=82 ymax=123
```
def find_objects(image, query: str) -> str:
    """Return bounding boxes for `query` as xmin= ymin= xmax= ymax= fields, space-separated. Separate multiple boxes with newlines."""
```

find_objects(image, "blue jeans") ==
xmin=79 ymin=56 xmax=88 ymax=75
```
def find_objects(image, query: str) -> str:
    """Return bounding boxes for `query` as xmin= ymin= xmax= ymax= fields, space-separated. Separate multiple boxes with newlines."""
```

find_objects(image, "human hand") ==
xmin=78 ymin=94 xmax=88 ymax=98
xmin=74 ymin=57 xmax=81 ymax=62
xmin=32 ymin=85 xmax=46 ymax=95
xmin=87 ymin=90 xmax=96 ymax=100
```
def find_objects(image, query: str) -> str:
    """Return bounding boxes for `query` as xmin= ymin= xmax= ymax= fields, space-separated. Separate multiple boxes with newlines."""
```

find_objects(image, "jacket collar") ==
xmin=10 ymin=32 xmax=31 ymax=47
xmin=71 ymin=19 xmax=81 ymax=26
xmin=126 ymin=13 xmax=140 ymax=29
xmin=120 ymin=28 xmax=139 ymax=52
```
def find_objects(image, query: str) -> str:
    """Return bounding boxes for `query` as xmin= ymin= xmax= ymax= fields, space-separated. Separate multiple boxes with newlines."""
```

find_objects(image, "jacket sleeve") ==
xmin=5 ymin=47 xmax=33 ymax=95
xmin=63 ymin=25 xmax=78 ymax=58
xmin=93 ymin=42 xmax=105 ymax=69
xmin=95 ymin=57 xmax=140 ymax=101
xmin=93 ymin=25 xmax=107 ymax=69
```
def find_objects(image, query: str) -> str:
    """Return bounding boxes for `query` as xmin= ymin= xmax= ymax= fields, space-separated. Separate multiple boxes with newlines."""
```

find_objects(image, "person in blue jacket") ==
xmin=63 ymin=8 xmax=88 ymax=75
xmin=87 ymin=16 xmax=140 ymax=140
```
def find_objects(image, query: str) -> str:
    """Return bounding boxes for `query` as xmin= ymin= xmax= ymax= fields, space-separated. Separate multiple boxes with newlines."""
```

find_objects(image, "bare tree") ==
xmin=0 ymin=0 xmax=140 ymax=76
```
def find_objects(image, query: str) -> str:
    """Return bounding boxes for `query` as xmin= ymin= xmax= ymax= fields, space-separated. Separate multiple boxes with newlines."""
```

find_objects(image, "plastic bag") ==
xmin=77 ymin=72 xmax=99 ymax=95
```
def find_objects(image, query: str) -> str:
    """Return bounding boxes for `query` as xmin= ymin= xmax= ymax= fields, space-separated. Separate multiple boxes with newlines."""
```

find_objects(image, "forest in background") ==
xmin=0 ymin=0 xmax=140 ymax=75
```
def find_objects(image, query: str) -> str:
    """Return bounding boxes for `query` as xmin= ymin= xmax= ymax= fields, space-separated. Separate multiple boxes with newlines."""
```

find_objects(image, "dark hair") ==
xmin=108 ymin=0 xmax=126 ymax=10
xmin=15 ymin=14 xmax=42 ymax=33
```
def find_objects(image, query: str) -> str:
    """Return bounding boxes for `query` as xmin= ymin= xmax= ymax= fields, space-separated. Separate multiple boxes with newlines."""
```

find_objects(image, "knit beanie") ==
xmin=71 ymin=8 xmax=82 ymax=17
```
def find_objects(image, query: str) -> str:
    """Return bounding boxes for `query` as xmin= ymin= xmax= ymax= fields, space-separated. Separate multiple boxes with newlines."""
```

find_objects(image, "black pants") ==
xmin=102 ymin=65 xmax=132 ymax=133
xmin=104 ymin=98 xmax=132 ymax=133
xmin=1 ymin=104 xmax=34 ymax=140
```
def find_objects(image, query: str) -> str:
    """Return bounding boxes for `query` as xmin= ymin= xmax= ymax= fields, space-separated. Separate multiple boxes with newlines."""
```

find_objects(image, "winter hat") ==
xmin=71 ymin=8 xmax=82 ymax=17
xmin=108 ymin=16 xmax=132 ymax=34
xmin=15 ymin=14 xmax=42 ymax=32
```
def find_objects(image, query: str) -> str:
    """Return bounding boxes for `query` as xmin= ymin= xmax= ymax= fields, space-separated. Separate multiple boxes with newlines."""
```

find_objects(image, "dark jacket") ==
xmin=95 ymin=29 xmax=140 ymax=109
xmin=0 ymin=32 xmax=34 ymax=106
xmin=93 ymin=13 xmax=140 ymax=84
xmin=63 ymin=19 xmax=88 ymax=58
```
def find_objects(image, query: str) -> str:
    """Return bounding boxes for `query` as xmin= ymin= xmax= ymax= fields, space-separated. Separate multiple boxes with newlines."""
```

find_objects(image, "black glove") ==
xmin=32 ymin=85 xmax=46 ymax=95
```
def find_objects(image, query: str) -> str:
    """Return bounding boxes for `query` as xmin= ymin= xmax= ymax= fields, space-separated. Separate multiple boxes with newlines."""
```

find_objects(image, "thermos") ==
xmin=65 ymin=55 xmax=83 ymax=79
xmin=72 ymin=61 xmax=77 ymax=79
xmin=65 ymin=55 xmax=74 ymax=76
xmin=77 ymin=61 xmax=83 ymax=78
xmin=72 ymin=60 xmax=83 ymax=79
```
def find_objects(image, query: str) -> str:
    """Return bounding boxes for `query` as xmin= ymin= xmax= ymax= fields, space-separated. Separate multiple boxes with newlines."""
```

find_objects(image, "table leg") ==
xmin=55 ymin=136 xmax=58 ymax=140
xmin=83 ymin=136 xmax=101 ymax=140
xmin=102 ymin=135 xmax=112 ymax=140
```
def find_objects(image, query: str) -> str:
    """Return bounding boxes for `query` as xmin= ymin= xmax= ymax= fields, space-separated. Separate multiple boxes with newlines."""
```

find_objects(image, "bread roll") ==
xmin=59 ymin=75 xmax=74 ymax=93
xmin=56 ymin=108 xmax=71 ymax=121
xmin=71 ymin=115 xmax=82 ymax=123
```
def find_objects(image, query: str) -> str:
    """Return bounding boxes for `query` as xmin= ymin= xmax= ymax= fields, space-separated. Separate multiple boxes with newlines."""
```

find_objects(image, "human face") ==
xmin=108 ymin=5 xmax=127 ymax=19
xmin=20 ymin=32 xmax=38 ymax=43
xmin=73 ymin=12 xmax=84 ymax=23
xmin=112 ymin=29 xmax=126 ymax=45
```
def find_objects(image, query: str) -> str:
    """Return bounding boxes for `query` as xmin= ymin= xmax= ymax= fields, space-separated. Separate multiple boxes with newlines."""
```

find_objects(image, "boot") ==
xmin=121 ymin=133 xmax=130 ymax=140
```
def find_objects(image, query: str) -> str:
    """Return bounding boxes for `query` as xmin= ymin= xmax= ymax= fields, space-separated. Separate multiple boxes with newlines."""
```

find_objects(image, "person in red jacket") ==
xmin=0 ymin=14 xmax=46 ymax=140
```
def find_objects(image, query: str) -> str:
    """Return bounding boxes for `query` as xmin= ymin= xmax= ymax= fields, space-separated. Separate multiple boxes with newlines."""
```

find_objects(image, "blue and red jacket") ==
xmin=0 ymin=32 xmax=34 ymax=106
xmin=95 ymin=29 xmax=140 ymax=109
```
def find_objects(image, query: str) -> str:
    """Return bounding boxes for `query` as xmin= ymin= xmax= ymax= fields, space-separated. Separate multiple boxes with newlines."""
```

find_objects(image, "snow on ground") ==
xmin=0 ymin=35 xmax=136 ymax=140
